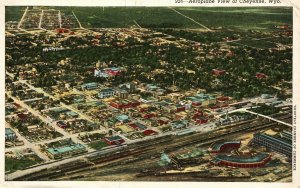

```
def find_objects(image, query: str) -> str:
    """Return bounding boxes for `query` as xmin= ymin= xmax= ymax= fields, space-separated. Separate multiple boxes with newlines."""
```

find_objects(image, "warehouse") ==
xmin=46 ymin=143 xmax=87 ymax=159
xmin=252 ymin=132 xmax=292 ymax=159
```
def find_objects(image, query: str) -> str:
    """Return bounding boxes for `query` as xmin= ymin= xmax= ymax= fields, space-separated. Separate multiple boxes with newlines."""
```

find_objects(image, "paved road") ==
xmin=245 ymin=109 xmax=292 ymax=127
xmin=168 ymin=7 xmax=211 ymax=31
xmin=58 ymin=10 xmax=62 ymax=29
xmin=5 ymin=122 xmax=49 ymax=161
xmin=72 ymin=10 xmax=83 ymax=28
xmin=17 ymin=6 xmax=29 ymax=29
xmin=6 ymin=81 xmax=94 ymax=152
xmin=228 ymin=106 xmax=292 ymax=127
xmin=38 ymin=10 xmax=44 ymax=29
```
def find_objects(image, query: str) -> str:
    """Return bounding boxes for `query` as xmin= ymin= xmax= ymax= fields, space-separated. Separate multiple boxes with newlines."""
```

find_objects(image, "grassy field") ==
xmin=88 ymin=140 xmax=109 ymax=150
xmin=5 ymin=6 xmax=26 ymax=22
xmin=5 ymin=6 xmax=292 ymax=31
xmin=70 ymin=7 xmax=198 ymax=28
xmin=5 ymin=155 xmax=43 ymax=173
xmin=175 ymin=7 xmax=292 ymax=31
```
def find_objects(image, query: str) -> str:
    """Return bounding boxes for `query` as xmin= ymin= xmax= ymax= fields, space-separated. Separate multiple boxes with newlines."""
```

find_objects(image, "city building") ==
xmin=119 ymin=82 xmax=136 ymax=93
xmin=94 ymin=69 xmax=109 ymax=78
xmin=118 ymin=90 xmax=129 ymax=99
xmin=5 ymin=128 xmax=16 ymax=141
xmin=110 ymin=99 xmax=140 ymax=109
xmin=128 ymin=122 xmax=147 ymax=130
xmin=252 ymin=132 xmax=292 ymax=159
xmin=105 ymin=67 xmax=122 ymax=76
xmin=81 ymin=82 xmax=98 ymax=90
xmin=56 ymin=121 xmax=67 ymax=129
xmin=212 ymin=69 xmax=226 ymax=76
xmin=261 ymin=94 xmax=274 ymax=99
xmin=98 ymin=88 xmax=116 ymax=99
xmin=103 ymin=135 xmax=125 ymax=145
xmin=256 ymin=73 xmax=267 ymax=79
xmin=187 ymin=93 xmax=216 ymax=107
xmin=142 ymin=129 xmax=158 ymax=136
xmin=46 ymin=143 xmax=87 ymax=159
xmin=115 ymin=114 xmax=130 ymax=123
xmin=171 ymin=120 xmax=188 ymax=129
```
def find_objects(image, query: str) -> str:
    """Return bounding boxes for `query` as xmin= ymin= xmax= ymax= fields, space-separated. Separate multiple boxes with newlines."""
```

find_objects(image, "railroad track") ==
xmin=13 ymin=113 xmax=291 ymax=181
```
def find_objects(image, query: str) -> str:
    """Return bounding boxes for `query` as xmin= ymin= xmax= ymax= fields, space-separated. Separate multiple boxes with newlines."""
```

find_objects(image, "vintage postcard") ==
xmin=1 ymin=0 xmax=299 ymax=187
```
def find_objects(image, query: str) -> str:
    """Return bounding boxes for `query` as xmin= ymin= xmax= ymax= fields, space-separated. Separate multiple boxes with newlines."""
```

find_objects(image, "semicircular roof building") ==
xmin=211 ymin=153 xmax=271 ymax=168
xmin=208 ymin=140 xmax=241 ymax=153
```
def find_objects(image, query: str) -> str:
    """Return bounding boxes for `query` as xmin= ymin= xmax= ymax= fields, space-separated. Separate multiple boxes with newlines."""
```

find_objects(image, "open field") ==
xmin=5 ymin=7 xmax=292 ymax=31
xmin=88 ymin=141 xmax=109 ymax=150
xmin=5 ymin=6 xmax=26 ymax=22
xmin=174 ymin=7 xmax=292 ymax=31
xmin=5 ymin=155 xmax=43 ymax=173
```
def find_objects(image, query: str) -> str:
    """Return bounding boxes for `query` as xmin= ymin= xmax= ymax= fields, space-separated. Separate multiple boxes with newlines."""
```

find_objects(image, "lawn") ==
xmin=88 ymin=140 xmax=109 ymax=150
xmin=5 ymin=155 xmax=43 ymax=173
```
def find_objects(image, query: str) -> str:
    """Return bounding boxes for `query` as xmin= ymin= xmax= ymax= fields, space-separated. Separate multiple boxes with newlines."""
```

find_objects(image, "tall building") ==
xmin=98 ymin=88 xmax=116 ymax=98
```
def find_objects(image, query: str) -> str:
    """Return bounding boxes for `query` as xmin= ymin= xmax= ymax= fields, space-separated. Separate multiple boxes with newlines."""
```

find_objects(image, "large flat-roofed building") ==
xmin=46 ymin=143 xmax=87 ymax=159
xmin=104 ymin=135 xmax=125 ymax=145
xmin=187 ymin=93 xmax=216 ymax=107
xmin=252 ymin=132 xmax=292 ymax=159
xmin=211 ymin=153 xmax=271 ymax=168
xmin=81 ymin=82 xmax=98 ymax=90
xmin=98 ymin=88 xmax=116 ymax=99
xmin=5 ymin=128 xmax=16 ymax=141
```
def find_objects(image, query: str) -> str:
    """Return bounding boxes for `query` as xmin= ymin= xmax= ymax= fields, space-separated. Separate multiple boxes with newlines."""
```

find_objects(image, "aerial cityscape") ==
xmin=5 ymin=6 xmax=293 ymax=181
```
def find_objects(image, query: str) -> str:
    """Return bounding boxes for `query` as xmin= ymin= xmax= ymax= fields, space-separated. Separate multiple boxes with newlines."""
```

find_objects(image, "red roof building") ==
xmin=110 ymin=100 xmax=140 ymax=109
xmin=209 ymin=141 xmax=241 ymax=153
xmin=211 ymin=153 xmax=271 ymax=168
xmin=17 ymin=113 xmax=28 ymax=121
xmin=256 ymin=73 xmax=267 ymax=79
xmin=142 ymin=112 xmax=157 ymax=119
xmin=56 ymin=121 xmax=67 ymax=129
xmin=196 ymin=119 xmax=208 ymax=124
xmin=192 ymin=112 xmax=203 ymax=120
xmin=56 ymin=28 xmax=69 ymax=34
xmin=217 ymin=96 xmax=230 ymax=102
xmin=103 ymin=136 xmax=125 ymax=145
xmin=143 ymin=129 xmax=158 ymax=136
xmin=157 ymin=117 xmax=169 ymax=125
xmin=212 ymin=69 xmax=226 ymax=76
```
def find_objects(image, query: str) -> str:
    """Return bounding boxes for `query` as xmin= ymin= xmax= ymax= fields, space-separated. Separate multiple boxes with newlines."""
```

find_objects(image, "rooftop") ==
xmin=105 ymin=135 xmax=123 ymax=141
xmin=100 ymin=88 xmax=115 ymax=93
xmin=47 ymin=143 xmax=86 ymax=155
xmin=210 ymin=140 xmax=241 ymax=151
xmin=5 ymin=128 xmax=15 ymax=135
xmin=255 ymin=133 xmax=292 ymax=148
xmin=214 ymin=153 xmax=270 ymax=164
xmin=116 ymin=114 xmax=129 ymax=121
xmin=82 ymin=82 xmax=98 ymax=87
